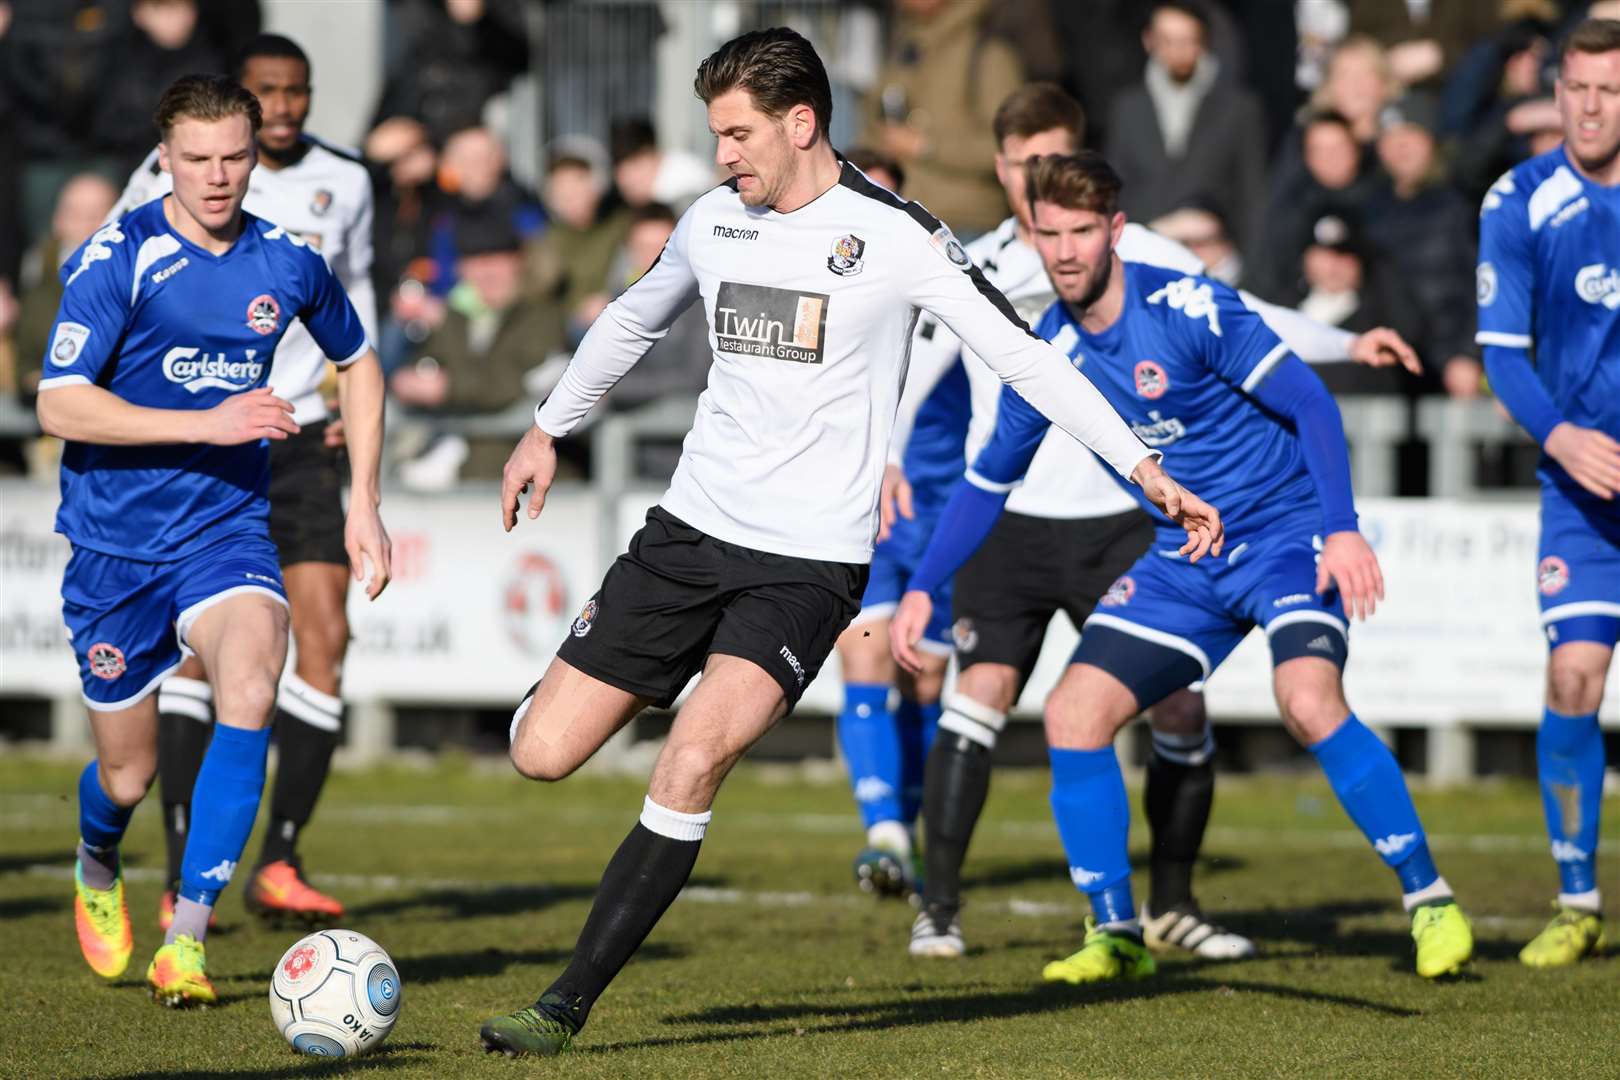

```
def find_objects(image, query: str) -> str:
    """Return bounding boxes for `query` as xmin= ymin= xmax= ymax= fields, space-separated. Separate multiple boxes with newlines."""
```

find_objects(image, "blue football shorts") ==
xmin=1537 ymin=484 xmax=1620 ymax=649
xmin=1074 ymin=527 xmax=1350 ymax=711
xmin=854 ymin=495 xmax=954 ymax=656
xmin=61 ymin=531 xmax=287 ymax=711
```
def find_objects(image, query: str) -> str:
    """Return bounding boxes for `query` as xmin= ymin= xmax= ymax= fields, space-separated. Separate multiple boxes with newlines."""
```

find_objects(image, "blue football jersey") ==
xmin=40 ymin=197 xmax=367 ymax=561
xmin=902 ymin=313 xmax=971 ymax=499
xmin=970 ymin=262 xmax=1318 ymax=542
xmin=1476 ymin=146 xmax=1620 ymax=501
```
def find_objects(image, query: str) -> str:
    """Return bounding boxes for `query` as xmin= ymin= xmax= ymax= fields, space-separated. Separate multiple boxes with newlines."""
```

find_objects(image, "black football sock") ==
xmin=259 ymin=676 xmax=343 ymax=867
xmin=541 ymin=797 xmax=710 ymax=1032
xmin=1144 ymin=749 xmax=1215 ymax=915
xmin=922 ymin=732 xmax=993 ymax=913
xmin=156 ymin=677 xmax=214 ymax=888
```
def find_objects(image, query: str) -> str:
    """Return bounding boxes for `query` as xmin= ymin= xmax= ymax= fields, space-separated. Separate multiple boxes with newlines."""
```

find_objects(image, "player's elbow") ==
xmin=35 ymin=391 xmax=72 ymax=439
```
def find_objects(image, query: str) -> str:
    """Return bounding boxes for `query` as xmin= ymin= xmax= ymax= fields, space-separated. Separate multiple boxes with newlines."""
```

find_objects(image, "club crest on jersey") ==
xmin=1134 ymin=360 xmax=1169 ymax=399
xmin=1099 ymin=576 xmax=1135 ymax=607
xmin=246 ymin=294 xmax=281 ymax=335
xmin=571 ymin=599 xmax=599 ymax=638
xmin=929 ymin=226 xmax=971 ymax=269
xmin=827 ymin=233 xmax=865 ymax=277
xmin=1538 ymin=556 xmax=1569 ymax=596
xmin=310 ymin=189 xmax=333 ymax=217
xmin=87 ymin=642 xmax=126 ymax=680
xmin=49 ymin=322 xmax=91 ymax=367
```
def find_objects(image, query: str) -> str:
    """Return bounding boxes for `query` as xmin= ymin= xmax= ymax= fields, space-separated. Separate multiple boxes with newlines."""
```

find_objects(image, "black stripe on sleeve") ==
xmin=837 ymin=162 xmax=1038 ymax=341
xmin=303 ymin=134 xmax=366 ymax=166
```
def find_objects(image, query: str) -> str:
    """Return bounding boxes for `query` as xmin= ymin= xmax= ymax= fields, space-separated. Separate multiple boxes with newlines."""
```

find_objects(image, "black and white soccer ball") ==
xmin=270 ymin=929 xmax=401 ymax=1057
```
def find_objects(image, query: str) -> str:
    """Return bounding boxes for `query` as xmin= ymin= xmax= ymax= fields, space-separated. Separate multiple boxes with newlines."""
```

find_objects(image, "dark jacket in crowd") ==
xmin=0 ymin=0 xmax=124 ymax=162
xmin=373 ymin=0 xmax=530 ymax=145
xmin=93 ymin=24 xmax=223 ymax=177
xmin=1364 ymin=180 xmax=1478 ymax=368
xmin=1105 ymin=63 xmax=1269 ymax=262
xmin=1351 ymin=0 xmax=1503 ymax=87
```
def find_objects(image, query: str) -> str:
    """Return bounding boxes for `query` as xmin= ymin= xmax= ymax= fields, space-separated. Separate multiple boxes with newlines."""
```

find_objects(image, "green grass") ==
xmin=0 ymin=754 xmax=1614 ymax=1080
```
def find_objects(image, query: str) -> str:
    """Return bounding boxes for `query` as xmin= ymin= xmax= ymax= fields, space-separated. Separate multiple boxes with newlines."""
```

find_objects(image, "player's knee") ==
xmin=1546 ymin=656 xmax=1604 ymax=715
xmin=1274 ymin=670 xmax=1348 ymax=743
xmin=1043 ymin=687 xmax=1120 ymax=750
xmin=508 ymin=738 xmax=578 ymax=783
xmin=217 ymin=675 xmax=280 ymax=730
xmin=955 ymin=665 xmax=1018 ymax=713
xmin=100 ymin=759 xmax=156 ymax=807
xmin=1148 ymin=689 xmax=1206 ymax=737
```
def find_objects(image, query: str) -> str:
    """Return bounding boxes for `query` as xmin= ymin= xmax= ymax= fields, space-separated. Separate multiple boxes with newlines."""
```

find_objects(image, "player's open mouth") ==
xmin=265 ymin=123 xmax=296 ymax=138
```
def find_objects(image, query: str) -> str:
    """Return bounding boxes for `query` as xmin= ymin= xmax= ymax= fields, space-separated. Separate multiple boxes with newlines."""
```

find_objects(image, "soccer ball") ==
xmin=270 ymin=929 xmax=401 ymax=1057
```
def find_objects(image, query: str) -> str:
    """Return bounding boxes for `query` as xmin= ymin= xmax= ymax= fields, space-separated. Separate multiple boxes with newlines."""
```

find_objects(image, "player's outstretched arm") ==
xmin=335 ymin=349 xmax=392 ymax=600
xmin=38 ymin=383 xmax=299 ymax=446
xmin=1130 ymin=455 xmax=1223 ymax=562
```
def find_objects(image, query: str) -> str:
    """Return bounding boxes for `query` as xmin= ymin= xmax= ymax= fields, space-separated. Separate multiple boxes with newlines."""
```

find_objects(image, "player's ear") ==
xmin=787 ymin=103 xmax=817 ymax=150
xmin=1110 ymin=211 xmax=1127 ymax=245
xmin=157 ymin=141 xmax=173 ymax=175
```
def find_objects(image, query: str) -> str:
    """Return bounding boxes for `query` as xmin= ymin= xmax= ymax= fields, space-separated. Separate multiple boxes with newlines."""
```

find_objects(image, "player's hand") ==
xmin=889 ymin=589 xmax=934 ymax=675
xmin=344 ymin=502 xmax=392 ymax=601
xmin=501 ymin=424 xmax=558 ymax=531
xmin=201 ymin=387 xmax=300 ymax=444
xmin=1349 ymin=327 xmax=1422 ymax=375
xmin=1316 ymin=530 xmax=1383 ymax=621
xmin=1131 ymin=457 xmax=1223 ymax=562
xmin=878 ymin=463 xmax=914 ymax=543
xmin=1545 ymin=422 xmax=1620 ymax=500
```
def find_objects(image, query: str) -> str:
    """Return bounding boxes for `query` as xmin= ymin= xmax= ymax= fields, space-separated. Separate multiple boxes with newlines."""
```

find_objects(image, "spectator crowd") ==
xmin=1 ymin=0 xmax=1613 ymax=490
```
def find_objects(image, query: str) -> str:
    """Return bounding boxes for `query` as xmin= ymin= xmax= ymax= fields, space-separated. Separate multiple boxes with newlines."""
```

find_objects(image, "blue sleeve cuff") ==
xmin=906 ymin=480 xmax=1010 ymax=596
xmin=1482 ymin=344 xmax=1563 ymax=447
xmin=1248 ymin=355 xmax=1359 ymax=535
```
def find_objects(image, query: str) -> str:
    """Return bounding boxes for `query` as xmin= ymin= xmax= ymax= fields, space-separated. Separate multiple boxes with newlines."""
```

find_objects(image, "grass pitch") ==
xmin=0 ymin=753 xmax=1614 ymax=1080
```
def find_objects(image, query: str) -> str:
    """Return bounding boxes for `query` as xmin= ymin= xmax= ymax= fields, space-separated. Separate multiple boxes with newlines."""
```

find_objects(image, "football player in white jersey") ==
xmin=887 ymin=83 xmax=1423 ymax=963
xmin=477 ymin=28 xmax=1221 ymax=1058
xmin=109 ymin=34 xmax=379 ymax=928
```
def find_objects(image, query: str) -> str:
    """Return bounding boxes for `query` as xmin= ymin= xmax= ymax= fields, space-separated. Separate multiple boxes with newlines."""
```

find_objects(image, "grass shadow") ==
xmin=346 ymin=882 xmax=596 ymax=920
xmin=397 ymin=940 xmax=687 ymax=987
xmin=1211 ymin=899 xmax=1521 ymax=965
xmin=0 ymin=850 xmax=75 ymax=875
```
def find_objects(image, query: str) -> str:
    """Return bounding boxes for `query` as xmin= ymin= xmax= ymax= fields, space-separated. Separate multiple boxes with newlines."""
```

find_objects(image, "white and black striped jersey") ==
xmin=110 ymin=135 xmax=378 ymax=425
xmin=535 ymin=162 xmax=1154 ymax=565
xmin=895 ymin=215 xmax=1358 ymax=521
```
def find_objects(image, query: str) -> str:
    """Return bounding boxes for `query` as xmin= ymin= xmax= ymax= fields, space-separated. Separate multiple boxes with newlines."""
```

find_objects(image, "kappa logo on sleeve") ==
xmin=714 ymin=283 xmax=829 ymax=364
xmin=65 ymin=222 xmax=127 ymax=286
xmin=49 ymin=322 xmax=92 ymax=367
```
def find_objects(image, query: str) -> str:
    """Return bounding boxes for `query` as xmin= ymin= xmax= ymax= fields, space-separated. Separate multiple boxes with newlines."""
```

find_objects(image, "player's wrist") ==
xmin=1128 ymin=453 xmax=1165 ymax=488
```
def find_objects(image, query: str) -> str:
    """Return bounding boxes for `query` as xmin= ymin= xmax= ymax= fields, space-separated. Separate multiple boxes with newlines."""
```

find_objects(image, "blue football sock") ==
xmin=77 ymin=761 xmax=135 ymax=889
xmin=1537 ymin=708 xmax=1604 ymax=897
xmin=1310 ymin=715 xmax=1441 ymax=896
xmin=837 ymin=683 xmax=903 ymax=831
xmin=896 ymin=699 xmax=941 ymax=827
xmin=178 ymin=723 xmax=271 ymax=915
xmin=1050 ymin=746 xmax=1137 ymax=927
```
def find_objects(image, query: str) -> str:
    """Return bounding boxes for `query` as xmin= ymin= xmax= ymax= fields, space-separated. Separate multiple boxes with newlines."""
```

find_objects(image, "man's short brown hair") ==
xmin=1026 ymin=152 xmax=1122 ymax=219
xmin=1562 ymin=17 xmax=1620 ymax=66
xmin=694 ymin=27 xmax=832 ymax=140
xmin=993 ymin=83 xmax=1086 ymax=147
xmin=156 ymin=74 xmax=262 ymax=139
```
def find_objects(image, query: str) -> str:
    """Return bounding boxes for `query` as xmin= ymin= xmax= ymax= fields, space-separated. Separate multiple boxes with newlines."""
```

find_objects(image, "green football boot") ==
xmin=1041 ymin=917 xmax=1157 ymax=985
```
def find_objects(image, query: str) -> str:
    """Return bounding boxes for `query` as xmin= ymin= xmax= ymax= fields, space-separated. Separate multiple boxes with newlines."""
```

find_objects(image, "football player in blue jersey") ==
xmin=1476 ymin=17 xmax=1620 ymax=968
xmin=893 ymin=152 xmax=1474 ymax=982
xmin=36 ymin=75 xmax=390 ymax=1006
xmin=831 ymin=148 xmax=958 ymax=897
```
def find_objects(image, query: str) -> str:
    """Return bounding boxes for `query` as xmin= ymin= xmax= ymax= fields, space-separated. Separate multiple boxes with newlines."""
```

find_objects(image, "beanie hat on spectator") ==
xmin=1377 ymin=93 xmax=1439 ymax=137
xmin=454 ymin=212 xmax=523 ymax=258
xmin=1307 ymin=211 xmax=1366 ymax=260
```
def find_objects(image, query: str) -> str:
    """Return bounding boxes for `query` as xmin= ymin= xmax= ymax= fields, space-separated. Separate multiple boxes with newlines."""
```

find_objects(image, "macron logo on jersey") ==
xmin=65 ymin=221 xmax=127 ymax=286
xmin=163 ymin=346 xmax=266 ymax=393
xmin=1145 ymin=276 xmax=1222 ymax=336
xmin=1575 ymin=264 xmax=1620 ymax=310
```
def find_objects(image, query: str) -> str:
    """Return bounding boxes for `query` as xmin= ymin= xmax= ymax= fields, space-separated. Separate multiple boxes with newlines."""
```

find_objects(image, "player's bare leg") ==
xmin=1141 ymin=689 xmax=1254 ymax=958
xmin=507 ymin=657 xmax=652 ymax=782
xmin=911 ymin=661 xmax=1018 ymax=956
xmin=1522 ymin=639 xmax=1613 ymax=966
xmin=150 ymin=592 xmax=289 ymax=1005
xmin=74 ymin=701 xmax=159 ymax=979
xmin=1272 ymin=656 xmax=1472 ymax=977
xmin=836 ymin=619 xmax=945 ymax=897
xmin=483 ymin=654 xmax=786 ymax=1055
xmin=247 ymin=561 xmax=352 ymax=923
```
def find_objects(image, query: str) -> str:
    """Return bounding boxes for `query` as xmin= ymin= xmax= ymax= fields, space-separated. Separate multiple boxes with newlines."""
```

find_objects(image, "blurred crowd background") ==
xmin=0 ymin=0 xmax=1612 ymax=493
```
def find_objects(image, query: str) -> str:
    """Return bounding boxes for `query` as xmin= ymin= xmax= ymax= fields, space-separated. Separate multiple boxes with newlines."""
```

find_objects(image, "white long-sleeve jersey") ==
xmin=110 ymin=136 xmax=378 ymax=425
xmin=535 ymin=163 xmax=1155 ymax=564
xmin=892 ymin=216 xmax=1359 ymax=520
